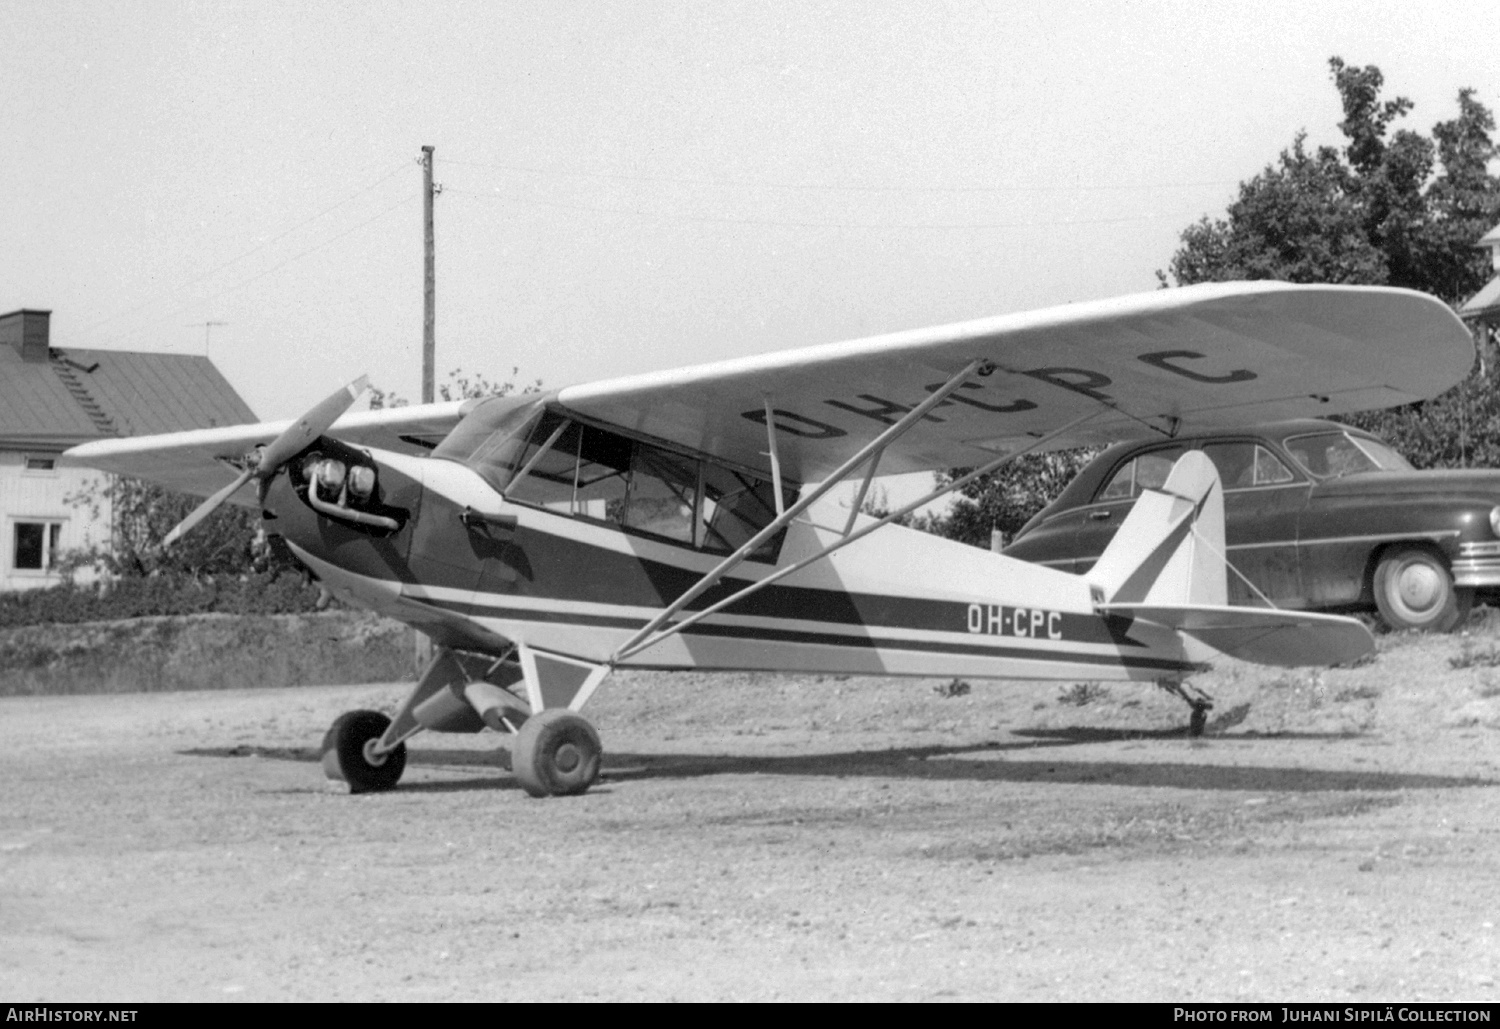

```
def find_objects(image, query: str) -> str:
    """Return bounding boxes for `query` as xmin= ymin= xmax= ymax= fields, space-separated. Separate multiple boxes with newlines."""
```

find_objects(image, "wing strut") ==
xmin=612 ymin=405 xmax=1102 ymax=663
xmin=844 ymin=449 xmax=882 ymax=537
xmin=610 ymin=359 xmax=987 ymax=663
xmin=763 ymin=397 xmax=786 ymax=517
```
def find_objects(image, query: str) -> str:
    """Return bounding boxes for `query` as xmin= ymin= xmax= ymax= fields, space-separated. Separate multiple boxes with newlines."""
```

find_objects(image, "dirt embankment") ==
xmin=0 ymin=610 xmax=416 ymax=696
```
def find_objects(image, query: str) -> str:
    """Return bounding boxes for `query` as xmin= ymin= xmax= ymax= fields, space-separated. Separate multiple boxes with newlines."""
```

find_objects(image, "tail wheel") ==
xmin=1372 ymin=546 xmax=1471 ymax=633
xmin=321 ymin=710 xmax=406 ymax=793
xmin=512 ymin=710 xmax=602 ymax=798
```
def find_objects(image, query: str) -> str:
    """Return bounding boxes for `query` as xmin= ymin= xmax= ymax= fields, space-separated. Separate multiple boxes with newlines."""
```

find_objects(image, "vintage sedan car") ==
xmin=1002 ymin=419 xmax=1500 ymax=632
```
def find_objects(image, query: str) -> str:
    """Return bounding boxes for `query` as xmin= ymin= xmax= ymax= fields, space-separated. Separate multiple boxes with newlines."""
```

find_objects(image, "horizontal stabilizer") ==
xmin=1102 ymin=603 xmax=1374 ymax=668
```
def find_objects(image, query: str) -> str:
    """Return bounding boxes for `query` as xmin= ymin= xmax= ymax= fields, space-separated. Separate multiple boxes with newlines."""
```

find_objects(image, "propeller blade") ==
xmin=257 ymin=374 xmax=370 ymax=477
xmin=162 ymin=375 xmax=368 ymax=548
xmin=163 ymin=466 xmax=256 ymax=548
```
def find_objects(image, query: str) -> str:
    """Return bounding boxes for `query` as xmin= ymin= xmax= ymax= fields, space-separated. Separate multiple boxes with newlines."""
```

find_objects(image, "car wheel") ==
xmin=1372 ymin=546 xmax=1472 ymax=633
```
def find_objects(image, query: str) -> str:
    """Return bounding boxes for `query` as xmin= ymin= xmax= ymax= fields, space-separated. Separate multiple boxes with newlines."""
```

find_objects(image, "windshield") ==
xmin=431 ymin=395 xmax=550 ymax=492
xmin=1283 ymin=431 xmax=1413 ymax=479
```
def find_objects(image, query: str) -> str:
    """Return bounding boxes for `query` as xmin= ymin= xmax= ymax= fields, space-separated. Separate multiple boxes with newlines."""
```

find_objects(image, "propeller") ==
xmin=164 ymin=375 xmax=370 ymax=547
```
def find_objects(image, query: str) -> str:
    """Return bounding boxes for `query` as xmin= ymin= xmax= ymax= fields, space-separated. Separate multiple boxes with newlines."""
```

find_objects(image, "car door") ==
xmin=1200 ymin=441 xmax=1312 ymax=607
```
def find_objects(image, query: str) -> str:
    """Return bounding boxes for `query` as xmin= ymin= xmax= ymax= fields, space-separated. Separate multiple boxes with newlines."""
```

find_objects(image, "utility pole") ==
xmin=416 ymin=146 xmax=438 ymax=675
xmin=421 ymin=145 xmax=437 ymax=403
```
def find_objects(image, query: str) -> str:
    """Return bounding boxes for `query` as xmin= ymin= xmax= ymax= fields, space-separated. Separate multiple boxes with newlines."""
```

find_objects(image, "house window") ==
xmin=12 ymin=521 xmax=63 ymax=572
xmin=22 ymin=456 xmax=57 ymax=474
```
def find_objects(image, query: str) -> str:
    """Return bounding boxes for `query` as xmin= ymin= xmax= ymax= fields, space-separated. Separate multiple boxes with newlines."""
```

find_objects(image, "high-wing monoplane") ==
xmin=64 ymin=282 xmax=1474 ymax=796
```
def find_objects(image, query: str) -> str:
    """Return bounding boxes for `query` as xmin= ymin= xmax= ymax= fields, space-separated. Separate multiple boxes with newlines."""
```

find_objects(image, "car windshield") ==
xmin=1283 ymin=431 xmax=1413 ymax=479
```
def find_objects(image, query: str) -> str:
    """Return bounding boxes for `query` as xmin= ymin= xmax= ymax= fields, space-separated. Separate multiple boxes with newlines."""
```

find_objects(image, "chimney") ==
xmin=0 ymin=309 xmax=52 ymax=363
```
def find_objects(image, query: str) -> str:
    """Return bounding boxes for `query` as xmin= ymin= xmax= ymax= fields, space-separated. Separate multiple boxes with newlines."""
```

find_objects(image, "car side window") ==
xmin=1201 ymin=442 xmax=1256 ymax=488
xmin=1095 ymin=446 xmax=1186 ymax=502
xmin=1098 ymin=461 xmax=1136 ymax=500
xmin=1200 ymin=442 xmax=1295 ymax=489
xmin=1253 ymin=445 xmax=1295 ymax=485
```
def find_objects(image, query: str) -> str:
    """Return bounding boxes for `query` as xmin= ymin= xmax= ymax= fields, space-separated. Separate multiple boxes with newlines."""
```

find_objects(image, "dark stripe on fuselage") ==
xmin=416 ymin=596 xmax=1193 ymax=673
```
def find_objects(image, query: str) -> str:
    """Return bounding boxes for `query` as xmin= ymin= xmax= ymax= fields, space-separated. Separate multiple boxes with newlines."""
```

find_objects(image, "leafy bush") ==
xmin=927 ymin=449 xmax=1098 ymax=549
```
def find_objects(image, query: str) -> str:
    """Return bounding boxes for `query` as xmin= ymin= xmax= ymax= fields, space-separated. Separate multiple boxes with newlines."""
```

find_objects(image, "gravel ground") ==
xmin=3 ymin=626 xmax=1500 ymax=1002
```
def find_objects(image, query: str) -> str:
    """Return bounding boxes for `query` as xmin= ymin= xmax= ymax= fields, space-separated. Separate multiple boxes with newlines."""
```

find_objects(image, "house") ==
xmin=1460 ymin=221 xmax=1500 ymax=361
xmin=0 ymin=308 xmax=256 ymax=591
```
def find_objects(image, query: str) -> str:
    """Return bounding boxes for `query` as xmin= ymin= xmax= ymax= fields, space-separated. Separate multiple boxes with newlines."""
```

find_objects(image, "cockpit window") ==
xmin=1284 ymin=431 xmax=1412 ymax=479
xmin=473 ymin=410 xmax=798 ymax=561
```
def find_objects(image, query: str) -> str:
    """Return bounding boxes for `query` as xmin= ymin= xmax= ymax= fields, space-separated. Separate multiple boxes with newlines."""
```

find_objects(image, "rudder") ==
xmin=1085 ymin=450 xmax=1227 ymax=606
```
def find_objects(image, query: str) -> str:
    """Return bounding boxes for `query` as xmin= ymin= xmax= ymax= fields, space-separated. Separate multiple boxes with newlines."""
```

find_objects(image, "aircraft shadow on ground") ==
xmin=182 ymin=739 xmax=1494 ymax=793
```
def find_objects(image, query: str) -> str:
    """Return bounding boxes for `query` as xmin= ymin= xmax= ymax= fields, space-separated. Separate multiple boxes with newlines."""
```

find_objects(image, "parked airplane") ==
xmin=65 ymin=282 xmax=1473 ymax=796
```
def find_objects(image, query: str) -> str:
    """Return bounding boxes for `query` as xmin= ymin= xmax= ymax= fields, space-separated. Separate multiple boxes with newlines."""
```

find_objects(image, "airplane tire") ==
xmin=1372 ymin=546 xmax=1471 ymax=633
xmin=321 ymin=710 xmax=406 ymax=793
xmin=512 ymin=710 xmax=602 ymax=798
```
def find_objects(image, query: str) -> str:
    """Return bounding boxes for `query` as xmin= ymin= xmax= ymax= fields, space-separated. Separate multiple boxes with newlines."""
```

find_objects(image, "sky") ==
xmin=4 ymin=0 xmax=1498 ymax=431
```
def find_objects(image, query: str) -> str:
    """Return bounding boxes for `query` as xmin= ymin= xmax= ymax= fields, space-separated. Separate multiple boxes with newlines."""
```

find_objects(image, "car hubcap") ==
xmin=1395 ymin=561 xmax=1442 ymax=613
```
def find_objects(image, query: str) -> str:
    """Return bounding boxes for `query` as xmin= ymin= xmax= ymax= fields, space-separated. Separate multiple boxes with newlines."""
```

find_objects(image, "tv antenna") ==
xmin=186 ymin=320 xmax=228 ymax=356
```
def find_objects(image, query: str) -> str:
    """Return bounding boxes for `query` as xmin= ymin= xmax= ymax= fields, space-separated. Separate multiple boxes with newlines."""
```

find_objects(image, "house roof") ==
xmin=1477 ymin=221 xmax=1500 ymax=249
xmin=0 ymin=344 xmax=257 ymax=451
xmin=1460 ymin=274 xmax=1500 ymax=322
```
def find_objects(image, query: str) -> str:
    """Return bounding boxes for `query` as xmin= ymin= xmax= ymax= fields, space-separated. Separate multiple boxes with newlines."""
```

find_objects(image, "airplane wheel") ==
xmin=1373 ymin=546 xmax=1471 ymax=633
xmin=512 ymin=710 xmax=602 ymax=798
xmin=321 ymin=710 xmax=406 ymax=793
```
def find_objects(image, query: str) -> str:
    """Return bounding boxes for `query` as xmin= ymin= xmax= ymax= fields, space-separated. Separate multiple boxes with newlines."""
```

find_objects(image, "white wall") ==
xmin=0 ymin=450 xmax=110 ymax=591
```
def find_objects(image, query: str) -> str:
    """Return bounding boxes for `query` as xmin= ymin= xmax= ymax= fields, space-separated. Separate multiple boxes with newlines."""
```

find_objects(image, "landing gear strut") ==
xmin=1157 ymin=679 xmax=1214 ymax=738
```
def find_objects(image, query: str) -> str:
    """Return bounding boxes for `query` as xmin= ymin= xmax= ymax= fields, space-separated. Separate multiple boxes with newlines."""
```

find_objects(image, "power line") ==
xmin=439 ymin=154 xmax=1236 ymax=195
xmin=104 ymin=191 xmax=421 ymax=348
xmin=442 ymin=185 xmax=1187 ymax=230
xmin=79 ymin=160 xmax=412 ymax=336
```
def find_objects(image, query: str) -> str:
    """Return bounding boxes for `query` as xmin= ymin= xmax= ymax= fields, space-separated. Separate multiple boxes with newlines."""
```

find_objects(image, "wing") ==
xmin=558 ymin=282 xmax=1473 ymax=482
xmin=61 ymin=400 xmax=473 ymax=505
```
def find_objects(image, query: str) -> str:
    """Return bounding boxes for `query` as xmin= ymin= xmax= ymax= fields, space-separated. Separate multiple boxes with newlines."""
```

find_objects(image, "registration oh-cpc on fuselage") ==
xmin=66 ymin=283 xmax=1474 ymax=796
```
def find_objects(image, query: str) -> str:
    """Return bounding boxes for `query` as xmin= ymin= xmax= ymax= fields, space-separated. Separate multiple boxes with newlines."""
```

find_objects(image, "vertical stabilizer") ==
xmin=1086 ymin=451 xmax=1227 ymax=606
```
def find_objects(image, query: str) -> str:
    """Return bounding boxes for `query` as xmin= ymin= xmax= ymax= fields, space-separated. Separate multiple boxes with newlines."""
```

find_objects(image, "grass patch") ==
xmin=1449 ymin=639 xmax=1500 ymax=670
xmin=1057 ymin=682 xmax=1110 ymax=707
xmin=933 ymin=678 xmax=971 ymax=698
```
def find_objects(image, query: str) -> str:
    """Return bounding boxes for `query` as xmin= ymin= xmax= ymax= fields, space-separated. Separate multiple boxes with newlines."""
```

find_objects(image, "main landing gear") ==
xmin=319 ymin=642 xmax=611 ymax=798
xmin=511 ymin=710 xmax=603 ymax=798
xmin=1157 ymin=678 xmax=1214 ymax=737
xmin=321 ymin=710 xmax=407 ymax=794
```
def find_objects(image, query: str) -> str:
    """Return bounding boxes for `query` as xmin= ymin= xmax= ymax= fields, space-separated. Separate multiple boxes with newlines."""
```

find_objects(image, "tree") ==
xmin=1159 ymin=58 xmax=1500 ymax=471
xmin=925 ymin=60 xmax=1500 ymax=549
xmin=369 ymin=366 xmax=542 ymax=408
xmin=1161 ymin=58 xmax=1500 ymax=305
xmin=924 ymin=449 xmax=1098 ymax=550
xmin=64 ymin=474 xmax=266 ymax=579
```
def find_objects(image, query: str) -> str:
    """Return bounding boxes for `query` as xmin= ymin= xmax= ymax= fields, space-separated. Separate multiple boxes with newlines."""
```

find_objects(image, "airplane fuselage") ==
xmin=265 ymin=444 xmax=1202 ymax=684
